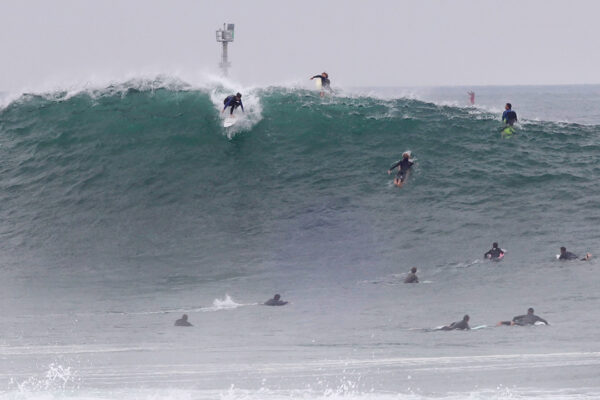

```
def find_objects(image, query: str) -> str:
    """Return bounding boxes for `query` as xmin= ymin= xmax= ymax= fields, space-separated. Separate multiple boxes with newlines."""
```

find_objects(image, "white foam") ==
xmin=200 ymin=294 xmax=257 ymax=312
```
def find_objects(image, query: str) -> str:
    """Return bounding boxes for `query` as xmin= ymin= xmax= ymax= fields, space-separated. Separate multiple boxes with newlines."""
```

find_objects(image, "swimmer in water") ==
xmin=174 ymin=314 xmax=193 ymax=327
xmin=388 ymin=152 xmax=414 ymax=188
xmin=484 ymin=242 xmax=505 ymax=260
xmin=404 ymin=267 xmax=419 ymax=283
xmin=440 ymin=315 xmax=470 ymax=331
xmin=264 ymin=294 xmax=288 ymax=306
xmin=558 ymin=246 xmax=592 ymax=261
xmin=497 ymin=307 xmax=549 ymax=326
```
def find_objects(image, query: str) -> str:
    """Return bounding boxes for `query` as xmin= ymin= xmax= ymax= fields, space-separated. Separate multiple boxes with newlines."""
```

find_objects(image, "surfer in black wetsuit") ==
xmin=222 ymin=93 xmax=244 ymax=115
xmin=440 ymin=315 xmax=470 ymax=331
xmin=174 ymin=314 xmax=193 ymax=327
xmin=484 ymin=242 xmax=505 ymax=260
xmin=310 ymin=72 xmax=331 ymax=97
xmin=502 ymin=103 xmax=518 ymax=126
xmin=264 ymin=294 xmax=288 ymax=306
xmin=558 ymin=246 xmax=592 ymax=261
xmin=387 ymin=152 xmax=414 ymax=187
xmin=500 ymin=103 xmax=518 ymax=137
xmin=497 ymin=307 xmax=549 ymax=326
xmin=404 ymin=267 xmax=419 ymax=283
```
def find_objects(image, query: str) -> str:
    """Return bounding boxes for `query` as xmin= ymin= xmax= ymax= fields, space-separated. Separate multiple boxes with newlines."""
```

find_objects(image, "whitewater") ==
xmin=1 ymin=78 xmax=600 ymax=400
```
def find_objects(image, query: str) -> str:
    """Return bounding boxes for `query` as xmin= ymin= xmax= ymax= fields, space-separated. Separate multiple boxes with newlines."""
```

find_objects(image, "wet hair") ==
xmin=236 ymin=92 xmax=242 ymax=98
xmin=463 ymin=314 xmax=470 ymax=321
xmin=493 ymin=242 xmax=498 ymax=248
xmin=506 ymin=103 xmax=512 ymax=109
xmin=322 ymin=72 xmax=328 ymax=77
xmin=403 ymin=152 xmax=410 ymax=158
xmin=182 ymin=314 xmax=188 ymax=320
xmin=528 ymin=308 xmax=534 ymax=313
xmin=560 ymin=246 xmax=566 ymax=252
xmin=274 ymin=294 xmax=281 ymax=300
xmin=411 ymin=267 xmax=417 ymax=273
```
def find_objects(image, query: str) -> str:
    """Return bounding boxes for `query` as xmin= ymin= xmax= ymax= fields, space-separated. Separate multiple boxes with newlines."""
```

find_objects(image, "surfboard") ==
xmin=501 ymin=126 xmax=515 ymax=138
xmin=314 ymin=77 xmax=322 ymax=90
xmin=223 ymin=117 xmax=236 ymax=128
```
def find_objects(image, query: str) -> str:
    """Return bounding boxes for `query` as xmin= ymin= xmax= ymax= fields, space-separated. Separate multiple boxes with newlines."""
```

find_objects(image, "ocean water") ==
xmin=1 ymin=79 xmax=600 ymax=400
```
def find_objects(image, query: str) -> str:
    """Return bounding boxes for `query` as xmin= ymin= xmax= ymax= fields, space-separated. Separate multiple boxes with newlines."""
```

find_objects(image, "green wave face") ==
xmin=1 ymin=86 xmax=598 ymax=273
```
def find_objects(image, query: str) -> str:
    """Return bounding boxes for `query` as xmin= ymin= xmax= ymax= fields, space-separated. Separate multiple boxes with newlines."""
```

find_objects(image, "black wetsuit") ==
xmin=558 ymin=251 xmax=578 ymax=260
xmin=223 ymin=95 xmax=244 ymax=115
xmin=502 ymin=110 xmax=518 ymax=126
xmin=174 ymin=318 xmax=192 ymax=327
xmin=441 ymin=320 xmax=470 ymax=331
xmin=404 ymin=272 xmax=419 ymax=283
xmin=484 ymin=247 xmax=504 ymax=259
xmin=312 ymin=75 xmax=331 ymax=89
xmin=500 ymin=313 xmax=548 ymax=326
xmin=265 ymin=298 xmax=288 ymax=306
xmin=389 ymin=158 xmax=414 ymax=182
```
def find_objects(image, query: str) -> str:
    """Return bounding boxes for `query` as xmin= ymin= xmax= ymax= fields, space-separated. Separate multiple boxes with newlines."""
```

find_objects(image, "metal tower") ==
xmin=216 ymin=23 xmax=235 ymax=76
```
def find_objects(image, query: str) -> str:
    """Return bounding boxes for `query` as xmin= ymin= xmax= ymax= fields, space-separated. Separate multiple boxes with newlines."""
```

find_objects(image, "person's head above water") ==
xmin=411 ymin=267 xmax=417 ymax=273
xmin=402 ymin=152 xmax=410 ymax=159
xmin=505 ymin=103 xmax=512 ymax=110
xmin=273 ymin=294 xmax=281 ymax=301
xmin=492 ymin=242 xmax=498 ymax=248
xmin=236 ymin=93 xmax=242 ymax=99
xmin=181 ymin=314 xmax=188 ymax=321
xmin=560 ymin=246 xmax=567 ymax=254
xmin=528 ymin=307 xmax=534 ymax=314
xmin=463 ymin=315 xmax=470 ymax=322
xmin=322 ymin=72 xmax=328 ymax=78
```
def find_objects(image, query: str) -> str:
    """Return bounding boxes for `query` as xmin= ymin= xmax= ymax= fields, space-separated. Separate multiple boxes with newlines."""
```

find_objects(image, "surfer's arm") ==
xmin=240 ymin=101 xmax=244 ymax=112
xmin=223 ymin=99 xmax=232 ymax=111
xmin=387 ymin=160 xmax=401 ymax=173
xmin=536 ymin=316 xmax=549 ymax=325
xmin=310 ymin=75 xmax=321 ymax=80
xmin=511 ymin=315 xmax=526 ymax=324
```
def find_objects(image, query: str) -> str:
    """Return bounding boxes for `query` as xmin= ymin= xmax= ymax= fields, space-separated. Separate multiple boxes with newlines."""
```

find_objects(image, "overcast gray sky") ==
xmin=1 ymin=0 xmax=599 ymax=92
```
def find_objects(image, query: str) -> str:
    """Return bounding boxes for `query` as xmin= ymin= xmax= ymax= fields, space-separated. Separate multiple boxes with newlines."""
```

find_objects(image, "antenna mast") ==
xmin=216 ymin=23 xmax=235 ymax=76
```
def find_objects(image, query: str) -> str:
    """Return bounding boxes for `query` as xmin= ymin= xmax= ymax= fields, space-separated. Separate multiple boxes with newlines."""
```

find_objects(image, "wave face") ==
xmin=1 ymin=84 xmax=598 ymax=275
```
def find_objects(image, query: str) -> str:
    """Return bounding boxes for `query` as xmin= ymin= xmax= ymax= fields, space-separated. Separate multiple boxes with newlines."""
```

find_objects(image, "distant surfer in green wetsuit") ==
xmin=310 ymin=72 xmax=331 ymax=97
xmin=501 ymin=103 xmax=518 ymax=137
xmin=388 ymin=152 xmax=414 ymax=188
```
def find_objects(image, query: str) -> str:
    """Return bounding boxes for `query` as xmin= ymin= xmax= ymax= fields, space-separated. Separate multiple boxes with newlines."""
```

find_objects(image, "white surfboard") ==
xmin=223 ymin=117 xmax=236 ymax=128
xmin=314 ymin=77 xmax=322 ymax=90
